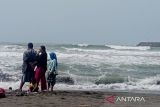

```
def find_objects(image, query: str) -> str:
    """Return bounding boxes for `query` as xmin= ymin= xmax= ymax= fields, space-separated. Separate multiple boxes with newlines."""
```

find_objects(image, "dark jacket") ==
xmin=22 ymin=49 xmax=37 ymax=82
xmin=22 ymin=49 xmax=37 ymax=73
xmin=36 ymin=52 xmax=47 ymax=70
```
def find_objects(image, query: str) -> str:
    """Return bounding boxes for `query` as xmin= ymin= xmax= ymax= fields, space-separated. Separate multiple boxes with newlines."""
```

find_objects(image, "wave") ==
xmin=0 ymin=52 xmax=22 ymax=57
xmin=56 ymin=75 xmax=75 ymax=85
xmin=57 ymin=76 xmax=160 ymax=91
xmin=106 ymin=45 xmax=151 ymax=51
xmin=0 ymin=45 xmax=25 ymax=52
xmin=61 ymin=44 xmax=152 ymax=51
xmin=77 ymin=44 xmax=89 ymax=47
xmin=0 ymin=43 xmax=160 ymax=92
xmin=1 ymin=75 xmax=160 ymax=91
xmin=61 ymin=44 xmax=110 ymax=50
xmin=61 ymin=47 xmax=160 ymax=57
xmin=95 ymin=76 xmax=127 ymax=85
xmin=62 ymin=47 xmax=112 ymax=53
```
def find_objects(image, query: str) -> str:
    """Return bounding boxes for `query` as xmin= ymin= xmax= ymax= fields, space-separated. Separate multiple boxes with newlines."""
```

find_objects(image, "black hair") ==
xmin=28 ymin=43 xmax=33 ymax=49
xmin=40 ymin=45 xmax=46 ymax=52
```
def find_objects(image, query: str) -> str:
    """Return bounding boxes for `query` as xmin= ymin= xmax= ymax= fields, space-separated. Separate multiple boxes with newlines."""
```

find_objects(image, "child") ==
xmin=47 ymin=52 xmax=58 ymax=91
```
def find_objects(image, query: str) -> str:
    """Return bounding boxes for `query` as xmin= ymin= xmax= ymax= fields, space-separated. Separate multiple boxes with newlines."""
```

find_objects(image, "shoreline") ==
xmin=1 ymin=90 xmax=160 ymax=107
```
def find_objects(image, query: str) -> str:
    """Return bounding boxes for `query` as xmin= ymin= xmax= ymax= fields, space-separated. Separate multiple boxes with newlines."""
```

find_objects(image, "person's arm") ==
xmin=50 ymin=61 xmax=55 ymax=72
xmin=23 ymin=51 xmax=28 ymax=62
xmin=55 ymin=54 xmax=58 ymax=67
xmin=48 ymin=61 xmax=52 ymax=71
xmin=52 ymin=60 xmax=58 ymax=75
xmin=31 ymin=53 xmax=40 ymax=66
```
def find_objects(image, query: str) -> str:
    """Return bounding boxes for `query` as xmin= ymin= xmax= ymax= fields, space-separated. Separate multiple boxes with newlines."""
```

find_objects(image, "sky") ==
xmin=0 ymin=0 xmax=160 ymax=45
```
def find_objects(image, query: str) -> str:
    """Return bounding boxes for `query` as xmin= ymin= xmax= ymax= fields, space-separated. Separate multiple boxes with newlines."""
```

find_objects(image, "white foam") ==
xmin=77 ymin=44 xmax=89 ymax=47
xmin=52 ymin=75 xmax=160 ymax=91
xmin=0 ymin=81 xmax=20 ymax=90
xmin=0 ymin=45 xmax=25 ymax=52
xmin=0 ymin=52 xmax=23 ymax=57
xmin=62 ymin=47 xmax=160 ymax=57
xmin=56 ymin=49 xmax=160 ymax=65
xmin=106 ymin=45 xmax=151 ymax=51
xmin=53 ymin=81 xmax=160 ymax=91
xmin=1 ymin=76 xmax=160 ymax=91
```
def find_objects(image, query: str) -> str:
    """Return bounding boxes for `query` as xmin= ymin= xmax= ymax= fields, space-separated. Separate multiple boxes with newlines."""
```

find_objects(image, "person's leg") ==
xmin=51 ymin=84 xmax=54 ymax=92
xmin=48 ymin=82 xmax=50 ymax=91
xmin=47 ymin=73 xmax=50 ymax=91
xmin=51 ymin=83 xmax=55 ymax=91
xmin=19 ymin=81 xmax=24 ymax=91
xmin=40 ymin=67 xmax=47 ymax=91
xmin=51 ymin=75 xmax=56 ymax=91
xmin=19 ymin=76 xmax=25 ymax=91
xmin=41 ymin=72 xmax=47 ymax=91
xmin=34 ymin=67 xmax=41 ymax=91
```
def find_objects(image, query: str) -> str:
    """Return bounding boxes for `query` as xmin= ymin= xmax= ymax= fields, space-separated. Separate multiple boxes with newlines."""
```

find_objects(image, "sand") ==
xmin=0 ymin=90 xmax=160 ymax=107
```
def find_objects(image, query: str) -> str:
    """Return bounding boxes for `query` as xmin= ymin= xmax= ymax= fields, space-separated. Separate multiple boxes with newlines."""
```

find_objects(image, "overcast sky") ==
xmin=0 ymin=0 xmax=160 ymax=45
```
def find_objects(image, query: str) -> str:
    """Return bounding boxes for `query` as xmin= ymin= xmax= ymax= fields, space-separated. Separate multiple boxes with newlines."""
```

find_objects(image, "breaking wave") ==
xmin=106 ymin=45 xmax=151 ymax=51
xmin=77 ymin=44 xmax=89 ymax=47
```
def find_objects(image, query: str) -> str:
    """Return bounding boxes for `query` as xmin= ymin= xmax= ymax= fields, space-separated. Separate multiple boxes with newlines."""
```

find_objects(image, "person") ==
xmin=47 ymin=52 xmax=58 ymax=91
xmin=34 ymin=46 xmax=47 ymax=91
xmin=19 ymin=43 xmax=37 ymax=91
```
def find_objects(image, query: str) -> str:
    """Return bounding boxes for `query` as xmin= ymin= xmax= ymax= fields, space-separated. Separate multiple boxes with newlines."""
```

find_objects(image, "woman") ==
xmin=47 ymin=52 xmax=58 ymax=91
xmin=34 ymin=46 xmax=47 ymax=91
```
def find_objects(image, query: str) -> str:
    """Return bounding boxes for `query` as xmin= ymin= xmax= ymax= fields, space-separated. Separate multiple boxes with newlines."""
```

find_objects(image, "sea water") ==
xmin=0 ymin=43 xmax=160 ymax=92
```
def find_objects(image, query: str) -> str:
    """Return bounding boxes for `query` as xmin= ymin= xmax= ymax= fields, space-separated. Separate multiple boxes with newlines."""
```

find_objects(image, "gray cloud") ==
xmin=0 ymin=0 xmax=160 ymax=45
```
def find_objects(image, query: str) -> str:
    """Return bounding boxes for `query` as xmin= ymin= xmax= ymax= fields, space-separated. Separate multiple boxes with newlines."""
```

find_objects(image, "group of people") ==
xmin=19 ymin=43 xmax=58 ymax=92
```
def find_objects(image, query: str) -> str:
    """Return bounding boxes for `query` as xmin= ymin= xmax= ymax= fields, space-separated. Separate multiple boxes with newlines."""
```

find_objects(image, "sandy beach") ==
xmin=0 ymin=90 xmax=160 ymax=107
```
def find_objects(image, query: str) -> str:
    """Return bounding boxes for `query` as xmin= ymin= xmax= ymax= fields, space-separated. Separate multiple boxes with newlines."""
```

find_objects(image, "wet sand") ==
xmin=0 ymin=90 xmax=160 ymax=107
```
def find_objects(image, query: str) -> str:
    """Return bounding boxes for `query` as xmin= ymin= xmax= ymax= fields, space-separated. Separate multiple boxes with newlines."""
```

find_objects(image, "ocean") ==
xmin=0 ymin=43 xmax=160 ymax=92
